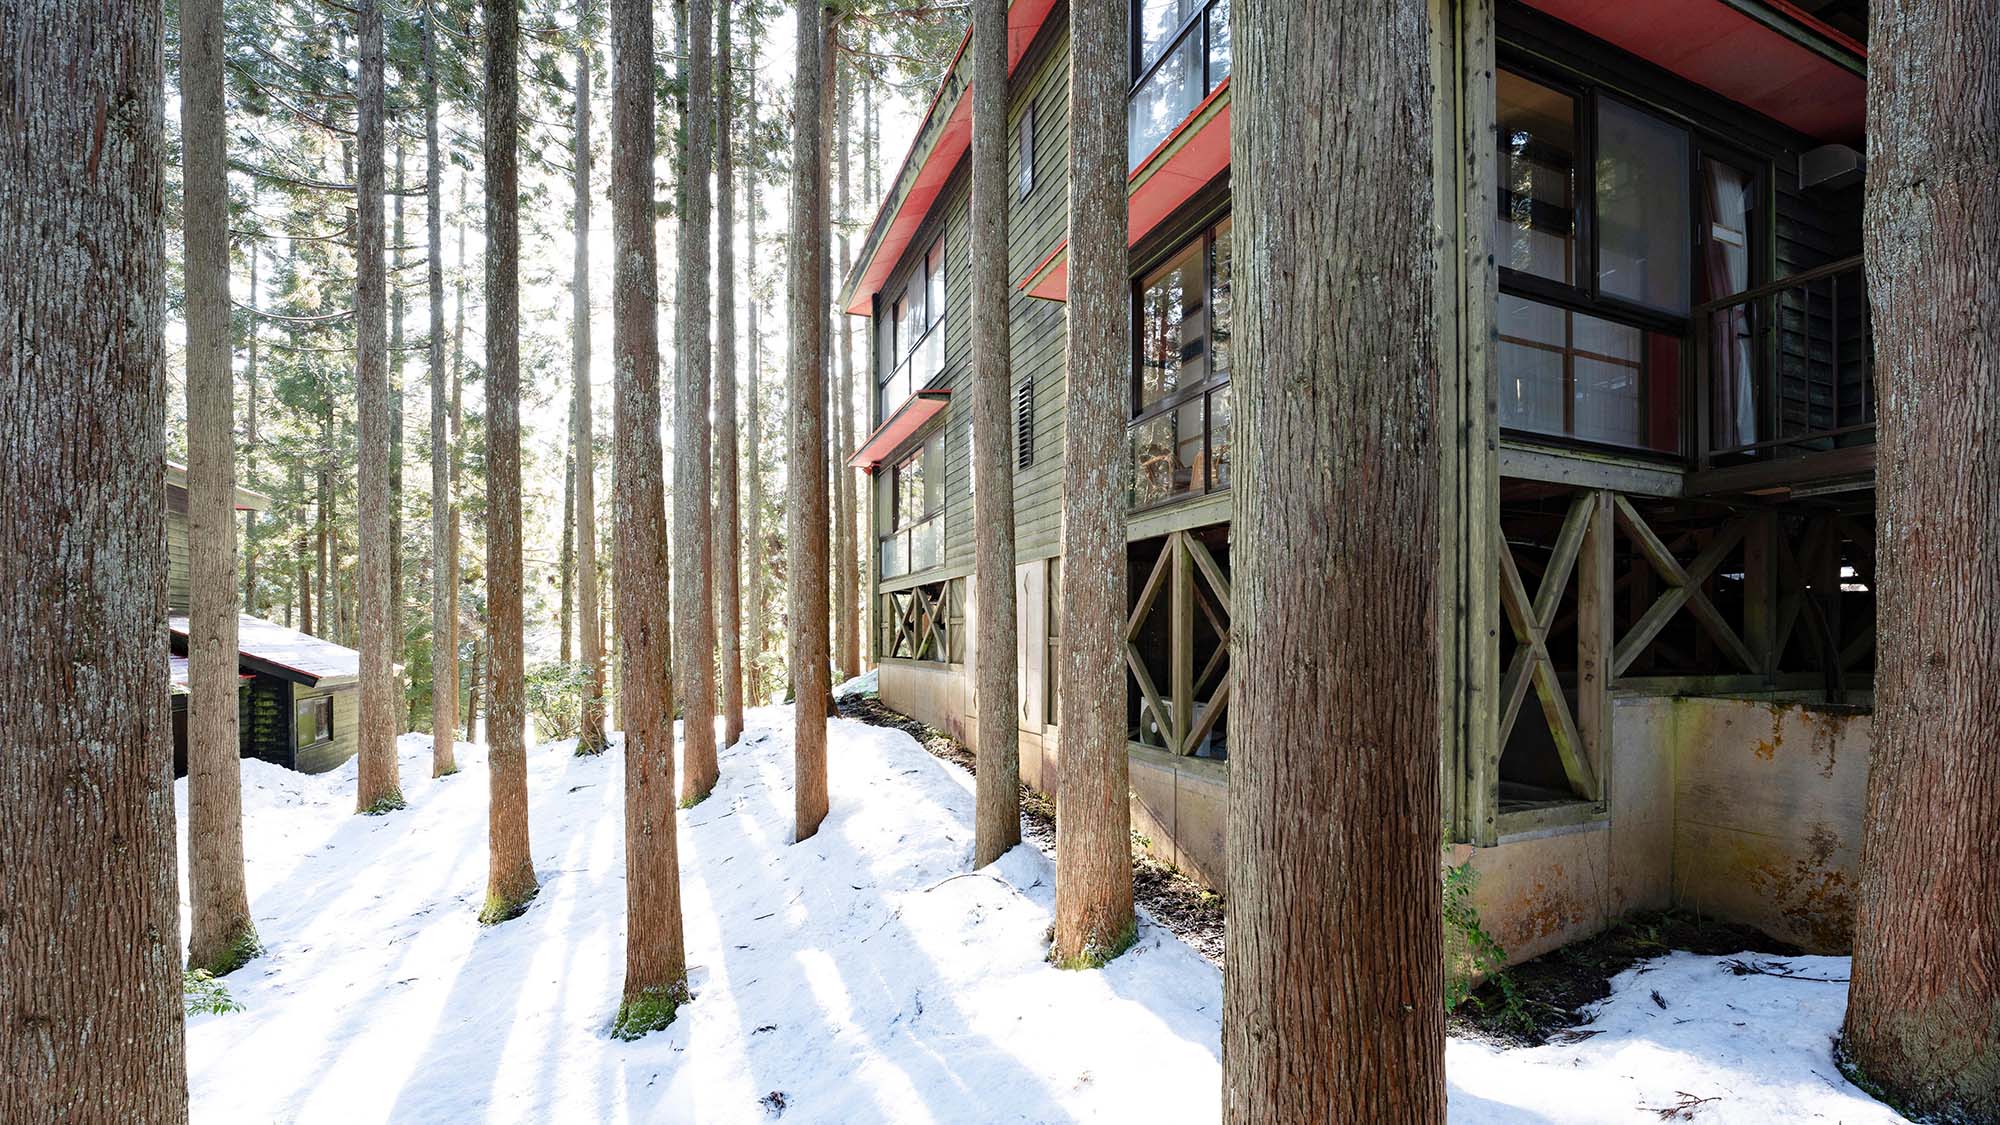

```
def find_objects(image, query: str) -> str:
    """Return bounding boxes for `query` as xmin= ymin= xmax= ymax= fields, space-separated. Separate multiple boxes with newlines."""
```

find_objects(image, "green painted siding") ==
xmin=167 ymin=502 xmax=191 ymax=615
xmin=1005 ymin=24 xmax=1072 ymax=563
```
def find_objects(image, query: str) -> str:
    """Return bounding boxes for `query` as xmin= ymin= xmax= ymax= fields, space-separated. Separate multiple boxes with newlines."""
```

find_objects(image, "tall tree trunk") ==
xmin=744 ymin=27 xmax=766 ymax=708
xmin=243 ymin=250 xmax=262 ymax=616
xmin=295 ymin=461 xmax=314 ymax=635
xmin=560 ymin=411 xmax=576 ymax=664
xmin=450 ymin=227 xmax=468 ymax=747
xmin=355 ymin=0 xmax=404 ymax=815
xmin=424 ymin=2 xmax=458 ymax=773
xmin=481 ymin=0 xmax=538 ymax=921
xmin=390 ymin=137 xmax=406 ymax=687
xmin=317 ymin=403 xmax=332 ymax=634
xmin=1841 ymin=4 xmax=2000 ymax=1118
xmin=788 ymin=0 xmax=832 ymax=841
xmin=675 ymin=0 xmax=720 ymax=803
xmin=574 ymin=14 xmax=608 ymax=754
xmin=183 ymin=0 xmax=260 ymax=973
xmin=1222 ymin=2 xmax=1446 ymax=1119
xmin=832 ymin=56 xmax=859 ymax=682
xmin=714 ymin=0 xmax=744 ymax=746
xmin=611 ymin=0 xmax=690 ymax=1031
xmin=0 ymin=0 xmax=189 ymax=1107
xmin=465 ymin=635 xmax=482 ymax=743
xmin=1052 ymin=0 xmax=1134 ymax=968
xmin=969 ymin=0 xmax=1020 ymax=869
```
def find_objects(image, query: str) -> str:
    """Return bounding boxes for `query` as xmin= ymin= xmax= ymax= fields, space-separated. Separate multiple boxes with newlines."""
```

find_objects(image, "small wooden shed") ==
xmin=169 ymin=614 xmax=361 ymax=776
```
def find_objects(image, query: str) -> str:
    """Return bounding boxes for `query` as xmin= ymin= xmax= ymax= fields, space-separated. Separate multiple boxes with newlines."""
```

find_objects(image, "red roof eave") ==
xmin=849 ymin=390 xmax=952 ymax=473
xmin=843 ymin=0 xmax=1063 ymax=316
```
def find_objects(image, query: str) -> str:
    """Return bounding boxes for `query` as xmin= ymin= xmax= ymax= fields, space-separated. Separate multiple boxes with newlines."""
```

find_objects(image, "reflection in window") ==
xmin=1131 ymin=217 xmax=1233 ymax=508
xmin=295 ymin=695 xmax=334 ymax=749
xmin=1129 ymin=0 xmax=1230 ymax=170
xmin=1499 ymin=294 xmax=1681 ymax=452
xmin=1597 ymin=98 xmax=1690 ymax=314
xmin=1496 ymin=71 xmax=1577 ymax=285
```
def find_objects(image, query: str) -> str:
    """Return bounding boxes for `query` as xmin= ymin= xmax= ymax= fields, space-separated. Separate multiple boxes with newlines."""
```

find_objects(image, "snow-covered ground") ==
xmin=178 ymin=705 xmax=1903 ymax=1124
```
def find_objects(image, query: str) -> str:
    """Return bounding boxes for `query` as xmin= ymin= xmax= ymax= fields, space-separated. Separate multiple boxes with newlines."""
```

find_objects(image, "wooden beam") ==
xmin=1126 ymin=539 xmax=1173 ymax=642
xmin=1181 ymin=669 xmax=1230 ymax=756
xmin=1575 ymin=491 xmax=1613 ymax=800
xmin=1184 ymin=531 xmax=1232 ymax=616
xmin=1171 ymin=533 xmax=1194 ymax=754
xmin=1126 ymin=641 xmax=1173 ymax=752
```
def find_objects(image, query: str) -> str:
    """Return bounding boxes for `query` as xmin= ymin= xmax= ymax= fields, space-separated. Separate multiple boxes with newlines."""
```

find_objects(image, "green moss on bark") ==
xmin=611 ymin=982 xmax=692 ymax=1040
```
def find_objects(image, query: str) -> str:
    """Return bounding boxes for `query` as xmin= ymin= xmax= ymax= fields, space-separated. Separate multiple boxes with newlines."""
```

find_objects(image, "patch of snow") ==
xmin=177 ymin=712 xmax=1902 ymax=1124
xmin=831 ymin=668 xmax=878 ymax=700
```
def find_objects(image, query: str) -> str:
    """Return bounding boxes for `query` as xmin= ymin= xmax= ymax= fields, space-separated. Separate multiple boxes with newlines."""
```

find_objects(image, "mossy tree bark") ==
xmin=183 ymin=0 xmax=259 ymax=971
xmin=1841 ymin=3 xmax=2000 ymax=1118
xmin=1052 ymin=0 xmax=1134 ymax=967
xmin=788 ymin=0 xmax=833 ymax=841
xmin=0 ymin=0 xmax=190 ymax=1109
xmin=573 ymin=5 xmax=609 ymax=755
xmin=970 ymin=0 xmax=1020 ymax=870
xmin=611 ymin=0 xmax=690 ymax=1026
xmin=424 ymin=4 xmax=458 ymax=773
xmin=715 ymin=0 xmax=745 ymax=748
xmin=676 ymin=0 xmax=720 ymax=804
xmin=1221 ymin=1 xmax=1447 ymax=1119
xmin=354 ymin=0 xmax=404 ymax=815
xmin=481 ymin=0 xmax=538 ymax=920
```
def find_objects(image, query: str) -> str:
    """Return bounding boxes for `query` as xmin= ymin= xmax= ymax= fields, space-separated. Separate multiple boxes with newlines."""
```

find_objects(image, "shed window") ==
xmin=295 ymin=694 xmax=333 ymax=749
xmin=1131 ymin=216 xmax=1232 ymax=508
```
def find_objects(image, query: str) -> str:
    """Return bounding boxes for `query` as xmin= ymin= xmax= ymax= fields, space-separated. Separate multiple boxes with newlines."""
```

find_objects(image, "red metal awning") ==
xmin=849 ymin=389 xmax=951 ymax=474
xmin=1519 ymin=0 xmax=1865 ymax=144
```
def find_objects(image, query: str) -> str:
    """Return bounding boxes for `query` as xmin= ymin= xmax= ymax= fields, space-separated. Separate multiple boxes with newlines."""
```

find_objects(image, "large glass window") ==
xmin=1495 ymin=66 xmax=1705 ymax=455
xmin=295 ymin=694 xmax=333 ymax=749
xmin=1132 ymin=218 xmax=1232 ymax=508
xmin=878 ymin=234 xmax=946 ymax=425
xmin=880 ymin=429 xmax=945 ymax=578
xmin=1129 ymin=0 xmax=1231 ymax=170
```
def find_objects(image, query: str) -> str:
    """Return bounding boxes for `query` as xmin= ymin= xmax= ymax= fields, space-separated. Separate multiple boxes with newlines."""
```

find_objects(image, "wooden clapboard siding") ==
xmin=1006 ymin=20 xmax=1071 ymax=562
xmin=290 ymin=681 xmax=360 ymax=775
xmin=167 ymin=492 xmax=192 ymax=615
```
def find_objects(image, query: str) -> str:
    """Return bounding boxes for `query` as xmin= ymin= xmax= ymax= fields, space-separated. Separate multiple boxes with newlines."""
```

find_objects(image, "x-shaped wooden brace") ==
xmin=1498 ymin=493 xmax=1600 ymax=799
xmin=1612 ymin=497 xmax=1755 ymax=677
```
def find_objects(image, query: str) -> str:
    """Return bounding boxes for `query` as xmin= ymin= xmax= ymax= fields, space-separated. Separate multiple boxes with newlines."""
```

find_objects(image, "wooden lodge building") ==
xmin=165 ymin=462 xmax=361 ymax=777
xmin=839 ymin=0 xmax=1877 ymax=963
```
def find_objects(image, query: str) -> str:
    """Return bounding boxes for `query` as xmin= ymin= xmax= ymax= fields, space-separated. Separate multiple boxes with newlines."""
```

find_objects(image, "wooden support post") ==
xmin=1435 ymin=0 xmax=1502 ymax=846
xmin=1171 ymin=532 xmax=1194 ymax=754
xmin=1575 ymin=490 xmax=1613 ymax=800
xmin=1743 ymin=510 xmax=1777 ymax=683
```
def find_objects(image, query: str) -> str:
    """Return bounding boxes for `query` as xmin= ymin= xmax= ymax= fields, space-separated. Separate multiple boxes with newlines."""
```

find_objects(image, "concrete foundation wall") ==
xmin=880 ymin=664 xmax=1872 ymax=964
xmin=1664 ymin=696 xmax=1870 ymax=952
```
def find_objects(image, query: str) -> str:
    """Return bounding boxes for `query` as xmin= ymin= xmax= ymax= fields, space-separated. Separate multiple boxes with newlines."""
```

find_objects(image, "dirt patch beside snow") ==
xmin=1450 ymin=910 xmax=1801 ymax=1048
xmin=838 ymin=695 xmax=1227 ymax=967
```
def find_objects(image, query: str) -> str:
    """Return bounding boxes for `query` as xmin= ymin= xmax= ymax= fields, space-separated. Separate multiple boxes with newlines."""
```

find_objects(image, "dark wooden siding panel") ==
xmin=243 ymin=675 xmax=291 ymax=768
xmin=1774 ymin=171 xmax=1865 ymax=442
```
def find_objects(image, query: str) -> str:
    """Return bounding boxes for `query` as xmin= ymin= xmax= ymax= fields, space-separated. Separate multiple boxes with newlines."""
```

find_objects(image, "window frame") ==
xmin=877 ymin=232 xmax=948 ymax=426
xmin=1018 ymin=100 xmax=1037 ymax=199
xmin=1127 ymin=0 xmax=1231 ymax=169
xmin=1493 ymin=55 xmax=1773 ymax=459
xmin=1128 ymin=214 xmax=1232 ymax=511
xmin=294 ymin=693 xmax=334 ymax=750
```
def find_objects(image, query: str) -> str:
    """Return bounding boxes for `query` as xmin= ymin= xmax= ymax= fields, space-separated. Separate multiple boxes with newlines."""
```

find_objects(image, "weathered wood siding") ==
xmin=167 ymin=490 xmax=191 ymax=615
xmin=291 ymin=682 xmax=360 ymax=775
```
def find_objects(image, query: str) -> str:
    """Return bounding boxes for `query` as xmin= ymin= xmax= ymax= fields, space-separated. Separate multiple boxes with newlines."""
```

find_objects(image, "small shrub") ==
xmin=526 ymin=661 xmax=594 ymax=742
xmin=362 ymin=792 xmax=407 ymax=816
xmin=183 ymin=970 xmax=243 ymax=1016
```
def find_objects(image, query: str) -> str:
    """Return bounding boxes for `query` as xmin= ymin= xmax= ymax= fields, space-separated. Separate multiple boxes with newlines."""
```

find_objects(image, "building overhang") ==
xmin=840 ymin=0 xmax=1063 ymax=317
xmin=1019 ymin=79 xmax=1232 ymax=302
xmin=165 ymin=459 xmax=274 ymax=512
xmin=849 ymin=390 xmax=952 ymax=474
xmin=1518 ymin=0 xmax=1866 ymax=144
